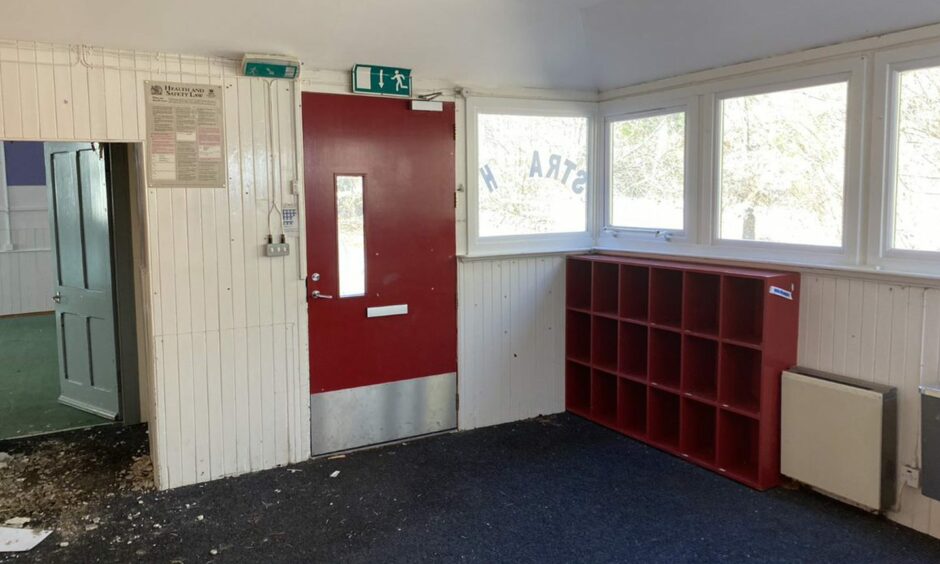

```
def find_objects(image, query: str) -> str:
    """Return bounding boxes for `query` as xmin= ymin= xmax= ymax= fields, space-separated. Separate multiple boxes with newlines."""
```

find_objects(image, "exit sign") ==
xmin=352 ymin=64 xmax=412 ymax=97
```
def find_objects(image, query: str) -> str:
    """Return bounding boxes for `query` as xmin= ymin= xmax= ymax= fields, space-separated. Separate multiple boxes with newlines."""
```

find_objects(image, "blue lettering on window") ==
xmin=480 ymin=164 xmax=499 ymax=192
xmin=479 ymin=150 xmax=588 ymax=195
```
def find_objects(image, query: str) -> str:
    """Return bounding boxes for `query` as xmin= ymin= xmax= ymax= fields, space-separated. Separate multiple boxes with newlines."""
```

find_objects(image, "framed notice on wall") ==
xmin=144 ymin=81 xmax=226 ymax=188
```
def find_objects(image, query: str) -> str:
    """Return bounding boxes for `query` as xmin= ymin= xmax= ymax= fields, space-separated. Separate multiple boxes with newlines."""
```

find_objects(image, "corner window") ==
xmin=608 ymin=109 xmax=686 ymax=231
xmin=891 ymin=64 xmax=940 ymax=253
xmin=717 ymin=81 xmax=848 ymax=247
xmin=468 ymin=98 xmax=594 ymax=256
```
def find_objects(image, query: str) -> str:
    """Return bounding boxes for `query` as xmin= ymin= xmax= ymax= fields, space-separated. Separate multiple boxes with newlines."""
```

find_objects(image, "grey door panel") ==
xmin=46 ymin=143 xmax=120 ymax=419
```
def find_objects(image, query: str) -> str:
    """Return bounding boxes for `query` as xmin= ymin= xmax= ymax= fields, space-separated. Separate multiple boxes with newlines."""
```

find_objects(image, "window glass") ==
xmin=893 ymin=65 xmax=940 ymax=252
xmin=609 ymin=111 xmax=685 ymax=230
xmin=336 ymin=175 xmax=365 ymax=297
xmin=477 ymin=113 xmax=589 ymax=237
xmin=719 ymin=82 xmax=848 ymax=246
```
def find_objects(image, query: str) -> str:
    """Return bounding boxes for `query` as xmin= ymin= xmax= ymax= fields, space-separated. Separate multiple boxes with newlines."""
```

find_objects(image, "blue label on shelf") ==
xmin=769 ymin=286 xmax=793 ymax=300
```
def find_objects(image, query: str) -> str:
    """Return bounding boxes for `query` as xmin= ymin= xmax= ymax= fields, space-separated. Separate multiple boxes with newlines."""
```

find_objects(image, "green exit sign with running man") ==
xmin=352 ymin=64 xmax=412 ymax=97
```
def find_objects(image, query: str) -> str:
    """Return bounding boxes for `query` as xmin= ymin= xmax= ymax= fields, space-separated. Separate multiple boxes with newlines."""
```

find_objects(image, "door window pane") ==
xmin=719 ymin=82 xmax=848 ymax=246
xmin=336 ymin=175 xmax=365 ymax=298
xmin=609 ymin=111 xmax=685 ymax=230
xmin=893 ymin=65 xmax=940 ymax=252
xmin=477 ymin=114 xmax=589 ymax=237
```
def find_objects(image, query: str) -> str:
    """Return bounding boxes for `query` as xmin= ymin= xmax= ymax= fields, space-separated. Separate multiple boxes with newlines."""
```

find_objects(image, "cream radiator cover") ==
xmin=781 ymin=368 xmax=896 ymax=511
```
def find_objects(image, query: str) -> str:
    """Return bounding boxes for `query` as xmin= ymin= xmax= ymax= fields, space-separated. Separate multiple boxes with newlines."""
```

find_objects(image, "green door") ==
xmin=46 ymin=143 xmax=120 ymax=420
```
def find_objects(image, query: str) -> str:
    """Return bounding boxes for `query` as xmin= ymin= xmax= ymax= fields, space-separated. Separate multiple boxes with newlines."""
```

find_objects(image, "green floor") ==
xmin=0 ymin=314 xmax=109 ymax=440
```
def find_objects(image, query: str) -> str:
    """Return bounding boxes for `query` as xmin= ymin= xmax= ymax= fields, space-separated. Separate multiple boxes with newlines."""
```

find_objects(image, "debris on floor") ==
xmin=0 ymin=526 xmax=51 ymax=553
xmin=0 ymin=425 xmax=152 ymax=543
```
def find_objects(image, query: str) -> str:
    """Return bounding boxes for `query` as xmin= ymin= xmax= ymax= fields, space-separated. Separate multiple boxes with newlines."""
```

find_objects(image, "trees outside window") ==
xmin=718 ymin=82 xmax=848 ymax=247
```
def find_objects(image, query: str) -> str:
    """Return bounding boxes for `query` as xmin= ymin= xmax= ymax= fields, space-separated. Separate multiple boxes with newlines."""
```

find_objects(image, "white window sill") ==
xmin=593 ymin=245 xmax=940 ymax=288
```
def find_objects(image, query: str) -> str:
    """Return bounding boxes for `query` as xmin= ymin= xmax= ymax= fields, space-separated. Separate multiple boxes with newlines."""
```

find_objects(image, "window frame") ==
xmin=870 ymin=43 xmax=940 ymax=275
xmin=704 ymin=58 xmax=867 ymax=264
xmin=466 ymin=96 xmax=596 ymax=257
xmin=598 ymin=93 xmax=699 ymax=250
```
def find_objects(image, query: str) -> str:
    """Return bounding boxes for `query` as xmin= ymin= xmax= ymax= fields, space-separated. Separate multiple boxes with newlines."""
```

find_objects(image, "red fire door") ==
xmin=302 ymin=93 xmax=457 ymax=454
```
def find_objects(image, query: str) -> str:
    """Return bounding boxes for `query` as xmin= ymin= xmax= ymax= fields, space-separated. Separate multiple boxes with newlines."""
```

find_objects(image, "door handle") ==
xmin=312 ymin=291 xmax=334 ymax=300
xmin=52 ymin=292 xmax=62 ymax=304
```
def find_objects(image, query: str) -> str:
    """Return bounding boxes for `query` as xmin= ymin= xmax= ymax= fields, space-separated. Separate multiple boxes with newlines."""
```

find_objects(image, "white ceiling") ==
xmin=2 ymin=0 xmax=940 ymax=92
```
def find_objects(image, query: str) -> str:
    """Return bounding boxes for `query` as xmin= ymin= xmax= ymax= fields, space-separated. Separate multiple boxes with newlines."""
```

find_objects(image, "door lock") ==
xmin=312 ymin=290 xmax=333 ymax=299
xmin=311 ymin=273 xmax=321 ymax=282
xmin=52 ymin=292 xmax=62 ymax=304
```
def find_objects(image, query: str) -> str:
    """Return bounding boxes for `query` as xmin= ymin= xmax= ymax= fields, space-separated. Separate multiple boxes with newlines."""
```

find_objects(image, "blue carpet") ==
xmin=15 ymin=413 xmax=940 ymax=562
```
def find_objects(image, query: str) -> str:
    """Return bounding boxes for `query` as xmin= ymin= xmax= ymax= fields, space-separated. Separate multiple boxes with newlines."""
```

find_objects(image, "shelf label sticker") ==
xmin=769 ymin=286 xmax=793 ymax=300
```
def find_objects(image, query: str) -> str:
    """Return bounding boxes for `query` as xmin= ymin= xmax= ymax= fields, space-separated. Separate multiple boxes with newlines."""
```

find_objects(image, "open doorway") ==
xmin=0 ymin=141 xmax=141 ymax=440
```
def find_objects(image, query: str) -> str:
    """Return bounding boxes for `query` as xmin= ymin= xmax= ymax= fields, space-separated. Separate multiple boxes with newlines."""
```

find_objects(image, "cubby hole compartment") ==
xmin=591 ymin=370 xmax=618 ymax=426
xmin=592 ymin=262 xmax=619 ymax=316
xmin=566 ymin=361 xmax=591 ymax=415
xmin=722 ymin=276 xmax=764 ymax=344
xmin=618 ymin=378 xmax=647 ymax=436
xmin=681 ymin=399 xmax=717 ymax=464
xmin=649 ymin=328 xmax=681 ymax=390
xmin=591 ymin=316 xmax=618 ymax=372
xmin=618 ymin=322 xmax=648 ymax=380
xmin=649 ymin=268 xmax=683 ymax=328
xmin=682 ymin=336 xmax=718 ymax=401
xmin=566 ymin=311 xmax=591 ymax=364
xmin=717 ymin=410 xmax=760 ymax=483
xmin=648 ymin=389 xmax=680 ymax=450
xmin=566 ymin=259 xmax=592 ymax=311
xmin=719 ymin=344 xmax=762 ymax=415
xmin=619 ymin=265 xmax=650 ymax=321
xmin=684 ymin=272 xmax=720 ymax=336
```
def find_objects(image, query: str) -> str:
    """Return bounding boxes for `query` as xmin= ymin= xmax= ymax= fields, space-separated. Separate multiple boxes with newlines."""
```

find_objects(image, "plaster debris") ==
xmin=0 ymin=526 xmax=51 ymax=553
xmin=0 ymin=427 xmax=153 ymax=542
xmin=3 ymin=517 xmax=31 ymax=527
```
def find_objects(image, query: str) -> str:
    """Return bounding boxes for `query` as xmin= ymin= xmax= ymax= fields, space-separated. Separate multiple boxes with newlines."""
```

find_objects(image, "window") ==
xmin=891 ymin=64 xmax=940 ymax=252
xmin=468 ymin=98 xmax=594 ymax=255
xmin=717 ymin=81 xmax=848 ymax=247
xmin=609 ymin=109 xmax=686 ymax=231
xmin=336 ymin=175 xmax=365 ymax=298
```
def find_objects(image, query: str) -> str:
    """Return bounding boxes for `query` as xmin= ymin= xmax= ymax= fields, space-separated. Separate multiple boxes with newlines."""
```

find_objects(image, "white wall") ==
xmin=799 ymin=273 xmax=940 ymax=537
xmin=457 ymin=255 xmax=566 ymax=430
xmin=456 ymin=257 xmax=940 ymax=540
xmin=0 ymin=141 xmax=53 ymax=316
xmin=0 ymin=249 xmax=52 ymax=315
xmin=0 ymin=40 xmax=311 ymax=489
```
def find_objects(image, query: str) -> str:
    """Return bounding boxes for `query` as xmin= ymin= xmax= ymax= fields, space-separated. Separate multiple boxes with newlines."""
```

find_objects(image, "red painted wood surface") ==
xmin=565 ymin=253 xmax=800 ymax=490
xmin=303 ymin=93 xmax=457 ymax=393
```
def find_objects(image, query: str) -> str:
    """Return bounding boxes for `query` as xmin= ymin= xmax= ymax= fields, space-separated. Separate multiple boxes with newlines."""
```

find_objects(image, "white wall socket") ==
xmin=902 ymin=465 xmax=920 ymax=489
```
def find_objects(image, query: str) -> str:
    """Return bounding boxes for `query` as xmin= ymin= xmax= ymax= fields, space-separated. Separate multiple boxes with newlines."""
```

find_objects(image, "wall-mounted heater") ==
xmin=781 ymin=367 xmax=897 ymax=512
xmin=921 ymin=386 xmax=940 ymax=500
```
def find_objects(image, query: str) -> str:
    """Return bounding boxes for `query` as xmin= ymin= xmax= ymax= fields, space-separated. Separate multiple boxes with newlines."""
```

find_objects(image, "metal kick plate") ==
xmin=310 ymin=372 xmax=456 ymax=456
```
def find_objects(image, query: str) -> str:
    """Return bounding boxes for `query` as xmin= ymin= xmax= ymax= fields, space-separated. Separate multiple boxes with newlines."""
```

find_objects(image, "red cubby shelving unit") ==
xmin=564 ymin=254 xmax=800 ymax=490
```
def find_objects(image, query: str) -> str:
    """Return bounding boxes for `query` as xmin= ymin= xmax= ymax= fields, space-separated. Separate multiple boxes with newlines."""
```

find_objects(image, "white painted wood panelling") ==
xmin=458 ymin=258 xmax=940 ymax=540
xmin=798 ymin=274 xmax=940 ymax=538
xmin=0 ymin=185 xmax=53 ymax=316
xmin=0 ymin=250 xmax=52 ymax=315
xmin=457 ymin=255 xmax=566 ymax=430
xmin=0 ymin=39 xmax=310 ymax=489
